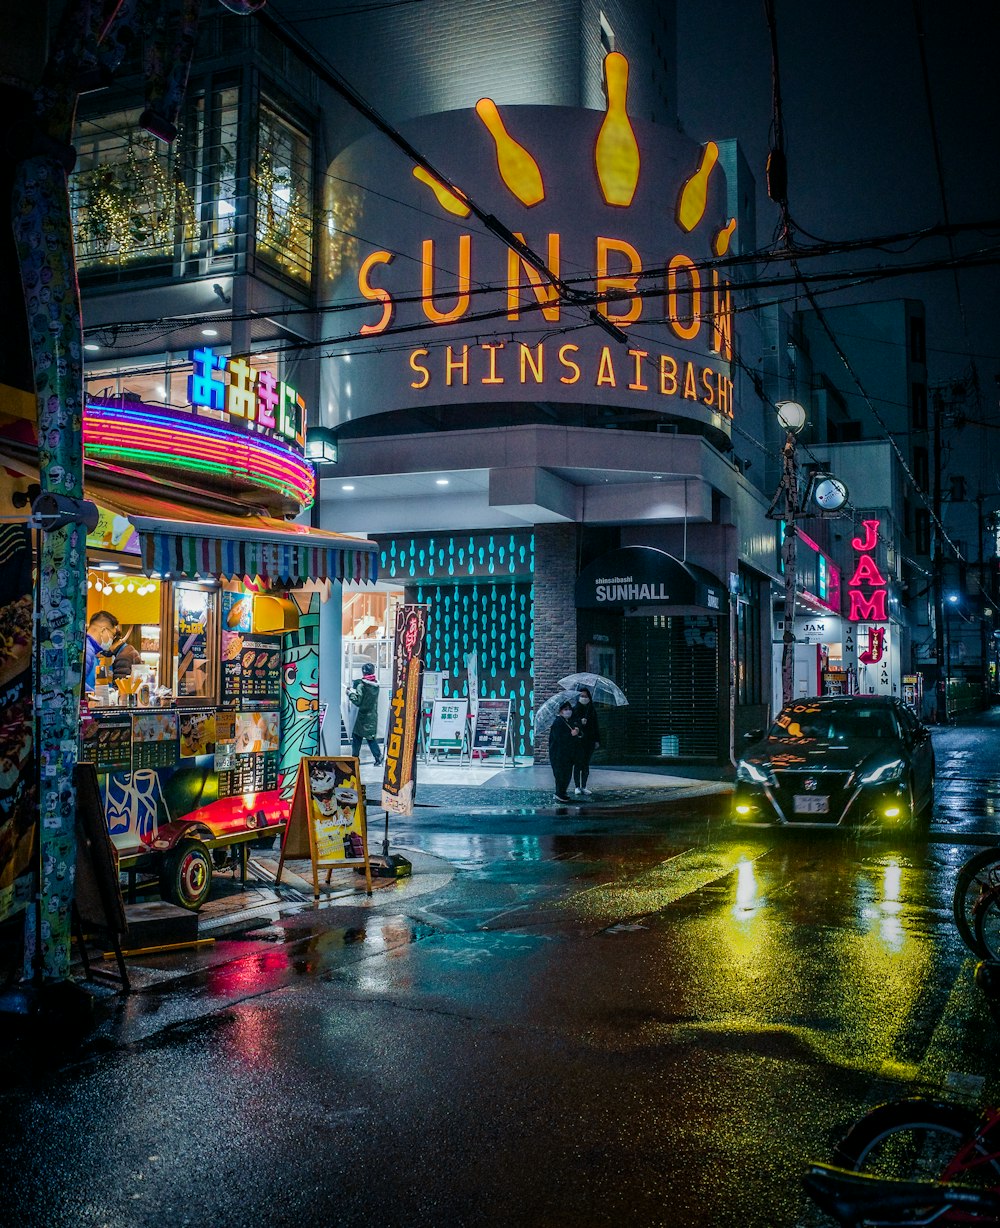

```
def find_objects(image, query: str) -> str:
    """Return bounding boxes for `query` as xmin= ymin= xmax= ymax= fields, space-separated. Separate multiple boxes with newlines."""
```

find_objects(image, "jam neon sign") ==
xmin=848 ymin=519 xmax=887 ymax=621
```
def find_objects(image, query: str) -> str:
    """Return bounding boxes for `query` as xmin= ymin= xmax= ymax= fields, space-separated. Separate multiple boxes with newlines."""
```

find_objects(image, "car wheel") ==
xmin=159 ymin=840 xmax=213 ymax=911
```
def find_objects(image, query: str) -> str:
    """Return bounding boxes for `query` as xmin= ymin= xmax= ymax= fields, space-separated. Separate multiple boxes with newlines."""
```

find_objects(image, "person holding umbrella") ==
xmin=571 ymin=686 xmax=600 ymax=795
xmin=549 ymin=700 xmax=580 ymax=804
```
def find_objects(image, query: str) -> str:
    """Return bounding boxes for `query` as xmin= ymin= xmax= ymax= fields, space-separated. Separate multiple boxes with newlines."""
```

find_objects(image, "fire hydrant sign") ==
xmin=276 ymin=757 xmax=372 ymax=899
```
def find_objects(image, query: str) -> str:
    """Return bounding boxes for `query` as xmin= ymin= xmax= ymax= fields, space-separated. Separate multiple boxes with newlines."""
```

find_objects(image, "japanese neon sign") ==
xmin=187 ymin=348 xmax=306 ymax=454
xmin=848 ymin=519 xmax=887 ymax=622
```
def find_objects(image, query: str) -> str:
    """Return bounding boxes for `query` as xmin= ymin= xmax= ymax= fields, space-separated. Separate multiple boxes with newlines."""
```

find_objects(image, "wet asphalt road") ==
xmin=1 ymin=714 xmax=999 ymax=1228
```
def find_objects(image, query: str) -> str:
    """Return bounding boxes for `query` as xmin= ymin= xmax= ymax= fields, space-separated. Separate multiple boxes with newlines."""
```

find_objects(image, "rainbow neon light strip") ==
xmin=84 ymin=403 xmax=315 ymax=507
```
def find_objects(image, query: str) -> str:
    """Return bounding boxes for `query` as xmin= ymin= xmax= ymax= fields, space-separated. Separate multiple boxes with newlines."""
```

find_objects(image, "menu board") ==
xmin=131 ymin=711 xmax=179 ymax=769
xmin=216 ymin=710 xmax=280 ymax=798
xmin=471 ymin=698 xmax=511 ymax=752
xmin=220 ymin=633 xmax=282 ymax=709
xmin=79 ymin=711 xmax=133 ymax=774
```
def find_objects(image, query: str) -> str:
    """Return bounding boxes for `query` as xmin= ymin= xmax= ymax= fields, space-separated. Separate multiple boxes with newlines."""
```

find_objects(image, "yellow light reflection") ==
xmin=595 ymin=52 xmax=640 ymax=207
xmin=412 ymin=166 xmax=471 ymax=217
xmin=733 ymin=857 xmax=758 ymax=918
xmin=475 ymin=98 xmax=545 ymax=207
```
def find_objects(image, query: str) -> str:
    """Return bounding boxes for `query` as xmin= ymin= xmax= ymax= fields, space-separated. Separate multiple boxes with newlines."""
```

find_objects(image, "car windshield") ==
xmin=771 ymin=707 xmax=899 ymax=742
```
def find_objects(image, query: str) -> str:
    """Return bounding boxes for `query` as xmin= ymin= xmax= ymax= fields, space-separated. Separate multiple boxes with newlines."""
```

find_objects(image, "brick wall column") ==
xmin=533 ymin=523 xmax=578 ymax=763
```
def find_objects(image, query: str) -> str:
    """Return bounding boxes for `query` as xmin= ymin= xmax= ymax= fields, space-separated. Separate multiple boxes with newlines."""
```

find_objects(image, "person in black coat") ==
xmin=548 ymin=701 xmax=579 ymax=803
xmin=571 ymin=686 xmax=600 ymax=795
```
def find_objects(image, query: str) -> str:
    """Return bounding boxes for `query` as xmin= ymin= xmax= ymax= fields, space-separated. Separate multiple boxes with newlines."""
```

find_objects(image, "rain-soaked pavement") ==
xmin=1 ymin=713 xmax=999 ymax=1228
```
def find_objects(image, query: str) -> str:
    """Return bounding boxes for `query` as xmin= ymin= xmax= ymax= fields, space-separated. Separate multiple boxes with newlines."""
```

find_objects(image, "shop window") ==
xmin=72 ymin=85 xmax=240 ymax=280
xmin=169 ymin=584 xmax=218 ymax=703
xmin=255 ymin=102 xmax=314 ymax=285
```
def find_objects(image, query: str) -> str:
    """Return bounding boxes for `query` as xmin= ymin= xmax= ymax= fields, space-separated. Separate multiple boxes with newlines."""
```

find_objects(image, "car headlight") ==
xmin=859 ymin=758 xmax=905 ymax=785
xmin=736 ymin=759 xmax=775 ymax=786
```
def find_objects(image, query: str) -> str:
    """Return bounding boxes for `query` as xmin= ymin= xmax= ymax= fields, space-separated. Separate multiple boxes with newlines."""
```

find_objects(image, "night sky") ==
xmin=677 ymin=1 xmax=1000 ymax=418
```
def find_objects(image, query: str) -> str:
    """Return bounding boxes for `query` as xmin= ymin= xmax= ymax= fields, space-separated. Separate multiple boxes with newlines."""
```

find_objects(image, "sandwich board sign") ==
xmin=276 ymin=757 xmax=372 ymax=898
xmin=428 ymin=698 xmax=469 ymax=753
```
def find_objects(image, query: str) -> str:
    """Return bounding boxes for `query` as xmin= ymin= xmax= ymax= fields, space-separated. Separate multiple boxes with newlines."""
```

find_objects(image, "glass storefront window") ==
xmin=172 ymin=584 xmax=217 ymax=702
xmin=255 ymin=102 xmax=314 ymax=285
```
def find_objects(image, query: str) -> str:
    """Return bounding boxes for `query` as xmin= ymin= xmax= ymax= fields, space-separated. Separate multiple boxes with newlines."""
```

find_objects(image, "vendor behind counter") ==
xmin=85 ymin=610 xmax=142 ymax=688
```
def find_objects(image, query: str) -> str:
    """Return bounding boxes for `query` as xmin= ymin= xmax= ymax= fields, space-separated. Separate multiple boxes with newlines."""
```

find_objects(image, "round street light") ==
xmin=775 ymin=400 xmax=807 ymax=433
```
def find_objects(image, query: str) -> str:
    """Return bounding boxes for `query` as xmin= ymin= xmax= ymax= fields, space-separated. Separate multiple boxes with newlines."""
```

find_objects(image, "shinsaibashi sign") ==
xmin=322 ymin=53 xmax=736 ymax=436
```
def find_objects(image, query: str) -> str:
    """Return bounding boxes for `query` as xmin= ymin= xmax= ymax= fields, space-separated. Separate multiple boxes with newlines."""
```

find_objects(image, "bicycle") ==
xmin=825 ymin=1097 xmax=1000 ymax=1222
xmin=974 ymin=885 xmax=1000 ymax=964
xmin=954 ymin=848 xmax=1000 ymax=957
xmin=804 ymin=1161 xmax=1000 ymax=1226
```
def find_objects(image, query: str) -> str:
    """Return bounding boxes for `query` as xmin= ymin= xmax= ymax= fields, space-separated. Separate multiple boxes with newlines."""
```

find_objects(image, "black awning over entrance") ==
xmin=575 ymin=546 xmax=726 ymax=613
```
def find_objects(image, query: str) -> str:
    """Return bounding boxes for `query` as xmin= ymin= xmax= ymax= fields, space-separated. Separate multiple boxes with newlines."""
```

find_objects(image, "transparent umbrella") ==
xmin=557 ymin=672 xmax=628 ymax=706
xmin=533 ymin=690 xmax=580 ymax=735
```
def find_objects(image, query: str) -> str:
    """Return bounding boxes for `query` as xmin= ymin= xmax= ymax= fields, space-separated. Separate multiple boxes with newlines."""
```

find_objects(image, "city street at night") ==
xmin=2 ymin=715 xmax=998 ymax=1228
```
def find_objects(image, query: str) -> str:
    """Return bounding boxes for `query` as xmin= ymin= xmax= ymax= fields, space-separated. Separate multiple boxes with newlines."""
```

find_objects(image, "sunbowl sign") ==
xmin=322 ymin=54 xmax=736 ymax=436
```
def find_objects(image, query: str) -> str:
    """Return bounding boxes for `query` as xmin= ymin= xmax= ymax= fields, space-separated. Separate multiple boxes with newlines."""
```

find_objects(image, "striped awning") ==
xmin=129 ymin=515 xmax=378 ymax=585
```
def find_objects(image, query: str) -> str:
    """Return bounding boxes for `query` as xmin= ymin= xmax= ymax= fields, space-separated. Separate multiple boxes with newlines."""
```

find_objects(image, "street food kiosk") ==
xmin=0 ymin=351 xmax=378 ymax=910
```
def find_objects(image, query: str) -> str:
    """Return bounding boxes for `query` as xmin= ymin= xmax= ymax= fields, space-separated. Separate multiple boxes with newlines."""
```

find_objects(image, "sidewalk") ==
xmin=354 ymin=753 xmax=734 ymax=815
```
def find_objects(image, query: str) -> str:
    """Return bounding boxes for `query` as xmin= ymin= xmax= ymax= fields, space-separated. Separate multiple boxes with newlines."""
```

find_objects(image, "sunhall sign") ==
xmin=575 ymin=546 xmax=725 ymax=612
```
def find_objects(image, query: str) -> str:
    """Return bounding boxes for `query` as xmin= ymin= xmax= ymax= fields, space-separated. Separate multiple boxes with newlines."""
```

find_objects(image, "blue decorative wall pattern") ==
xmin=378 ymin=532 xmax=535 ymax=757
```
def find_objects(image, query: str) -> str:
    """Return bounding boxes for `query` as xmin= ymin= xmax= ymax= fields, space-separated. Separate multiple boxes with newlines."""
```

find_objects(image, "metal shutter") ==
xmin=623 ymin=615 xmax=722 ymax=759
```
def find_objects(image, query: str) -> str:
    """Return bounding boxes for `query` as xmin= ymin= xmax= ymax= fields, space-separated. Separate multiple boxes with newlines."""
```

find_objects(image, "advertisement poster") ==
xmin=0 ymin=525 xmax=35 ymax=923
xmin=179 ymin=709 xmax=217 ymax=759
xmin=429 ymin=698 xmax=468 ymax=750
xmin=175 ymin=588 xmax=209 ymax=697
xmin=381 ymin=604 xmax=427 ymax=815
xmin=472 ymin=698 xmax=512 ymax=752
xmin=276 ymin=758 xmax=372 ymax=900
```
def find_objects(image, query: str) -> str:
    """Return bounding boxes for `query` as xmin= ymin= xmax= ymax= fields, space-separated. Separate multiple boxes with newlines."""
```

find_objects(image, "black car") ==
xmin=733 ymin=696 xmax=935 ymax=831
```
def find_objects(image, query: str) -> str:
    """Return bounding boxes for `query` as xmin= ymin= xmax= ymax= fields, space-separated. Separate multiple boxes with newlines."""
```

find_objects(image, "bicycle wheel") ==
xmin=954 ymin=848 xmax=1000 ymax=956
xmin=832 ymin=1098 xmax=1000 ymax=1185
xmin=974 ymin=884 xmax=1000 ymax=963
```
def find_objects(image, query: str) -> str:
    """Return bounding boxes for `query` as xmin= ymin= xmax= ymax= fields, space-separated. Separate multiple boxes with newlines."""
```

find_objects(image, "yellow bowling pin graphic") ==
xmin=677 ymin=141 xmax=719 ymax=232
xmin=595 ymin=51 xmax=640 ymax=207
xmin=475 ymin=98 xmax=545 ymax=207
xmin=412 ymin=166 xmax=471 ymax=218
xmin=713 ymin=217 xmax=737 ymax=256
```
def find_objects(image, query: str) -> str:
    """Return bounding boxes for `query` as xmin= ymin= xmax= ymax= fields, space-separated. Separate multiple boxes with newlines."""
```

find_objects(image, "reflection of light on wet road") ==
xmin=732 ymin=856 xmax=759 ymax=918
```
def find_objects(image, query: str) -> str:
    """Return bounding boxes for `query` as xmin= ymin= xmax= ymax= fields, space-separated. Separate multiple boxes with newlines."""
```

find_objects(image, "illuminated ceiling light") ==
xmin=202 ymin=328 xmax=219 ymax=337
xmin=342 ymin=484 xmax=355 ymax=491
xmin=84 ymin=343 xmax=101 ymax=353
xmin=435 ymin=478 xmax=450 ymax=486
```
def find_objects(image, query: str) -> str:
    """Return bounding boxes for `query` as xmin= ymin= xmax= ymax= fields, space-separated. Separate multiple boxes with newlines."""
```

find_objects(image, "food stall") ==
xmin=0 ymin=350 xmax=378 ymax=910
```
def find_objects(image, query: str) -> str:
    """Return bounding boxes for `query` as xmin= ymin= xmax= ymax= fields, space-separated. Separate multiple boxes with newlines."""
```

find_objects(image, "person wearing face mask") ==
xmin=548 ymin=700 xmax=580 ymax=804
xmin=571 ymin=686 xmax=601 ymax=796
xmin=85 ymin=610 xmax=142 ymax=691
xmin=85 ymin=611 xmax=117 ymax=691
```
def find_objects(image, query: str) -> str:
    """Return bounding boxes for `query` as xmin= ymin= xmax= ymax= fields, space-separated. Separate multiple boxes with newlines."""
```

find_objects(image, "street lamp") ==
xmin=772 ymin=401 xmax=807 ymax=706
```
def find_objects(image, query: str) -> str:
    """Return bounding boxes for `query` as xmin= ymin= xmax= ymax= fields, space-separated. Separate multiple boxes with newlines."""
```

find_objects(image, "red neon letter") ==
xmin=849 ymin=590 xmax=888 ymax=621
xmin=851 ymin=519 xmax=880 ymax=552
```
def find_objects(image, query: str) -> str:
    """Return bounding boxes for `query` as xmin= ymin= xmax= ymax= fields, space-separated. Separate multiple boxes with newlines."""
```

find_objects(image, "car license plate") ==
xmin=793 ymin=795 xmax=829 ymax=814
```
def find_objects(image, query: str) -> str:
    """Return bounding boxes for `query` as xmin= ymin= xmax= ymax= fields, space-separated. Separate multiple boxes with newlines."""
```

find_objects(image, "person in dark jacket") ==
xmin=548 ymin=701 xmax=579 ymax=803
xmin=571 ymin=686 xmax=601 ymax=795
xmin=348 ymin=661 xmax=382 ymax=764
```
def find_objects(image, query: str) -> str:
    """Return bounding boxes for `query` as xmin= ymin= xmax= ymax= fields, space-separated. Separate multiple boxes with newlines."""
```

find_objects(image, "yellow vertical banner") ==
xmin=381 ymin=604 xmax=427 ymax=816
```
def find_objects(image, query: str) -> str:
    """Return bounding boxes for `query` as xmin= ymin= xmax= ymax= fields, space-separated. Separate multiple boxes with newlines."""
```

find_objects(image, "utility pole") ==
xmin=779 ymin=430 xmax=800 ymax=706
xmin=931 ymin=389 xmax=946 ymax=721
